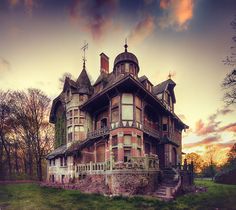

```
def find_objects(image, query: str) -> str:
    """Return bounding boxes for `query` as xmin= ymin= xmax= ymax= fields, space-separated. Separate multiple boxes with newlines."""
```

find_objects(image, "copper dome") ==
xmin=114 ymin=51 xmax=139 ymax=67
xmin=113 ymin=43 xmax=139 ymax=69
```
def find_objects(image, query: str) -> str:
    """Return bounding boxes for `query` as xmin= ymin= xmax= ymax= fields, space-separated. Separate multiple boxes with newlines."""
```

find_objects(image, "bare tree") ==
xmin=10 ymin=89 xmax=53 ymax=180
xmin=222 ymin=15 xmax=236 ymax=104
xmin=0 ymin=90 xmax=12 ymax=179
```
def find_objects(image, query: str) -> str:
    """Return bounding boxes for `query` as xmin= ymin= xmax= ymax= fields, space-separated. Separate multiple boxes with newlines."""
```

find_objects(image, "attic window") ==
xmin=79 ymin=95 xmax=84 ymax=102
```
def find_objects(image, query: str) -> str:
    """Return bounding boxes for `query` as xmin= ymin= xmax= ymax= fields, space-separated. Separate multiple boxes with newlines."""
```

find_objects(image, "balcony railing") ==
xmin=86 ymin=123 xmax=160 ymax=140
xmin=143 ymin=124 xmax=160 ymax=139
xmin=87 ymin=126 xmax=110 ymax=139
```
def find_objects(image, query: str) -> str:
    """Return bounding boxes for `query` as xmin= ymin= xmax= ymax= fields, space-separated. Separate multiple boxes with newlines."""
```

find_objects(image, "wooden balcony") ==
xmin=143 ymin=124 xmax=160 ymax=139
xmin=87 ymin=127 xmax=110 ymax=139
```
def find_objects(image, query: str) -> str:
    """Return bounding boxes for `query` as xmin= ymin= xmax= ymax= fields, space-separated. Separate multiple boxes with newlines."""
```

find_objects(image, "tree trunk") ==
xmin=0 ymin=139 xmax=4 ymax=180
xmin=14 ymin=143 xmax=19 ymax=175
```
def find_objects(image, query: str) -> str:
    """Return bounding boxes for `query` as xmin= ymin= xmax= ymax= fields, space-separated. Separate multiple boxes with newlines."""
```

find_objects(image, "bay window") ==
xmin=122 ymin=93 xmax=133 ymax=121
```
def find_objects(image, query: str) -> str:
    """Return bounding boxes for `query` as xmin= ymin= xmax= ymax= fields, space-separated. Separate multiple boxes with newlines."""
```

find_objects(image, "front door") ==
xmin=96 ymin=143 xmax=105 ymax=162
xmin=172 ymin=147 xmax=177 ymax=166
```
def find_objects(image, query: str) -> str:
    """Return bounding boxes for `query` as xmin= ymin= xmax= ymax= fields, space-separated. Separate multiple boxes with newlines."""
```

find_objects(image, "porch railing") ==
xmin=76 ymin=155 xmax=159 ymax=175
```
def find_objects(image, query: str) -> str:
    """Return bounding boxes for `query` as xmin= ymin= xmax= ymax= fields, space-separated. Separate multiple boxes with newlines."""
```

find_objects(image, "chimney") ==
xmin=100 ymin=53 xmax=109 ymax=74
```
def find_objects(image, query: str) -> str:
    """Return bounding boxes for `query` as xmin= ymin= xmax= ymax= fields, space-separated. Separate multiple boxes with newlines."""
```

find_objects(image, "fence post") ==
xmin=90 ymin=161 xmax=92 ymax=174
xmin=144 ymin=154 xmax=149 ymax=170
xmin=110 ymin=151 xmax=114 ymax=171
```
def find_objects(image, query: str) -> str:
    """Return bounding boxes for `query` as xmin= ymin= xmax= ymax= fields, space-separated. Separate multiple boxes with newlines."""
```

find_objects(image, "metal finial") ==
xmin=168 ymin=72 xmax=172 ymax=79
xmin=81 ymin=41 xmax=88 ymax=69
xmin=124 ymin=38 xmax=128 ymax=52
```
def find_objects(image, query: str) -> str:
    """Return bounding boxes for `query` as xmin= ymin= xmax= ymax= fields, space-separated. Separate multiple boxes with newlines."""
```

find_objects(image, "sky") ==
xmin=0 ymin=0 xmax=235 ymax=161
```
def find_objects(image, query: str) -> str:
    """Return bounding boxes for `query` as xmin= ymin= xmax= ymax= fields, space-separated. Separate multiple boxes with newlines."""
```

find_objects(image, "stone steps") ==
xmin=154 ymin=168 xmax=180 ymax=200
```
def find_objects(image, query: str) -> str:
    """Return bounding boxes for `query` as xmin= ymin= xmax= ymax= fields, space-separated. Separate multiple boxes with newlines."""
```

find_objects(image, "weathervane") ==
xmin=168 ymin=71 xmax=175 ymax=80
xmin=81 ymin=41 xmax=88 ymax=69
xmin=124 ymin=38 xmax=128 ymax=52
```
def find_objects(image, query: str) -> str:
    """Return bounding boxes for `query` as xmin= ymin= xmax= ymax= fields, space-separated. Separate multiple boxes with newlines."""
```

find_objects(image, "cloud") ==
xmin=69 ymin=0 xmax=118 ymax=40
xmin=8 ymin=0 xmax=20 ymax=7
xmin=218 ymin=123 xmax=236 ymax=133
xmin=195 ymin=119 xmax=220 ymax=136
xmin=159 ymin=0 xmax=194 ymax=30
xmin=128 ymin=15 xmax=155 ymax=45
xmin=184 ymin=135 xmax=221 ymax=149
xmin=160 ymin=0 xmax=170 ymax=9
xmin=143 ymin=0 xmax=155 ymax=5
xmin=0 ymin=57 xmax=11 ymax=73
xmin=208 ymin=107 xmax=233 ymax=122
xmin=24 ymin=0 xmax=35 ymax=16
xmin=194 ymin=107 xmax=234 ymax=136
xmin=7 ymin=0 xmax=38 ymax=16
xmin=217 ymin=140 xmax=235 ymax=149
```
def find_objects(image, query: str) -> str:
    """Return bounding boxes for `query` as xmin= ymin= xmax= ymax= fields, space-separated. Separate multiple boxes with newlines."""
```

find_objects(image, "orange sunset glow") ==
xmin=0 ymin=0 xmax=235 ymax=162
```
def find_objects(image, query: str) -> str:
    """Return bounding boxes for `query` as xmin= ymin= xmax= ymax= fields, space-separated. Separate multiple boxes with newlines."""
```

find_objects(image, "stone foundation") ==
xmin=43 ymin=171 xmax=160 ymax=196
xmin=107 ymin=171 xmax=159 ymax=195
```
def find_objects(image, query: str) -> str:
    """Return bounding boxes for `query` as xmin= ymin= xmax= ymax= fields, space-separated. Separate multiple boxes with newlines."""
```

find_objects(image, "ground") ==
xmin=0 ymin=179 xmax=236 ymax=210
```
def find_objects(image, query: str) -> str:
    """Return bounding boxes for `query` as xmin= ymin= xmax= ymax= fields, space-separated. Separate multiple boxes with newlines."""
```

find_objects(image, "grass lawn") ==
xmin=0 ymin=179 xmax=236 ymax=210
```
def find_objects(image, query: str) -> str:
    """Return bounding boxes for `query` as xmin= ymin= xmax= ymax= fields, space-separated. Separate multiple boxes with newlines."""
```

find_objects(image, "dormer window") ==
xmin=79 ymin=95 xmax=84 ymax=102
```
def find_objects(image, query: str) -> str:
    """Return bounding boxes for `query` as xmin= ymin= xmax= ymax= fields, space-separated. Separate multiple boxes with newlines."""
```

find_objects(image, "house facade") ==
xmin=46 ymin=44 xmax=190 ymax=195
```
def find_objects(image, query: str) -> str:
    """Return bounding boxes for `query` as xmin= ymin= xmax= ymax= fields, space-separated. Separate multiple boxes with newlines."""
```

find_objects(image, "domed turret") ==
xmin=113 ymin=42 xmax=139 ymax=77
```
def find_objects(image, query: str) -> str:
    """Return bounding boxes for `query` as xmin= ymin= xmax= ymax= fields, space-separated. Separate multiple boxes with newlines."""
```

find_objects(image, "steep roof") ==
xmin=76 ymin=68 xmax=91 ymax=87
xmin=153 ymin=79 xmax=176 ymax=95
xmin=139 ymin=75 xmax=148 ymax=83
xmin=93 ymin=72 xmax=109 ymax=86
xmin=46 ymin=144 xmax=67 ymax=159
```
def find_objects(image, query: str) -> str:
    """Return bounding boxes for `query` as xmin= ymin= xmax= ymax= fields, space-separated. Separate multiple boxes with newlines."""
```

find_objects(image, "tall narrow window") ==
xmin=64 ymin=157 xmax=67 ymax=166
xmin=112 ymin=148 xmax=118 ymax=162
xmin=112 ymin=135 xmax=118 ymax=146
xmin=163 ymin=124 xmax=168 ymax=131
xmin=74 ymin=109 xmax=78 ymax=116
xmin=122 ymin=93 xmax=133 ymax=121
xmin=125 ymin=63 xmax=129 ymax=73
xmin=74 ymin=126 xmax=79 ymax=140
xmin=111 ymin=107 xmax=119 ymax=123
xmin=136 ymin=107 xmax=141 ymax=123
xmin=124 ymin=135 xmax=131 ymax=146
xmin=68 ymin=126 xmax=73 ymax=142
xmin=137 ymin=136 xmax=142 ymax=146
xmin=60 ymin=157 xmax=63 ymax=166
xmin=124 ymin=149 xmax=131 ymax=162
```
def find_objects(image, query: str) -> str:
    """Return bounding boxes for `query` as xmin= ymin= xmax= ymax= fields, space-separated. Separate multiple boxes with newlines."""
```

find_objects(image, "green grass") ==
xmin=0 ymin=180 xmax=236 ymax=210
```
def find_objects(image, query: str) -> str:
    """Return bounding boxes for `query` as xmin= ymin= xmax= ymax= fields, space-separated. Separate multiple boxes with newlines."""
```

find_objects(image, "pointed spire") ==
xmin=81 ymin=41 xmax=88 ymax=69
xmin=124 ymin=38 xmax=128 ymax=52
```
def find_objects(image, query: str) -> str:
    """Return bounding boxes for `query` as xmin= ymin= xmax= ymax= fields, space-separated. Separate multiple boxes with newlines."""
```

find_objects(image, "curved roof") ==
xmin=114 ymin=51 xmax=139 ymax=67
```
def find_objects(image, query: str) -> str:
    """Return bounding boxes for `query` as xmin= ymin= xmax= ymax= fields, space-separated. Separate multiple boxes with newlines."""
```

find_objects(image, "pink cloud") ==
xmin=159 ymin=0 xmax=194 ymax=30
xmin=184 ymin=135 xmax=221 ymax=149
xmin=128 ymin=15 xmax=155 ymax=45
xmin=69 ymin=0 xmax=118 ymax=40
